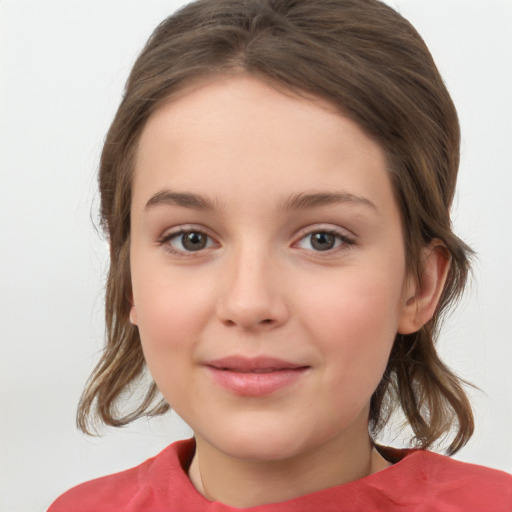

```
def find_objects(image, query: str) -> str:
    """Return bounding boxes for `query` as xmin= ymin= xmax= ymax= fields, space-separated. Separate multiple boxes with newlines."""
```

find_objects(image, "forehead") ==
xmin=132 ymin=74 xmax=395 ymax=218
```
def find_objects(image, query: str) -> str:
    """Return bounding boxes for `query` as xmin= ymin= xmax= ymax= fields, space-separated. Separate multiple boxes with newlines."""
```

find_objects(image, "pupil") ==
xmin=311 ymin=232 xmax=335 ymax=251
xmin=183 ymin=232 xmax=206 ymax=251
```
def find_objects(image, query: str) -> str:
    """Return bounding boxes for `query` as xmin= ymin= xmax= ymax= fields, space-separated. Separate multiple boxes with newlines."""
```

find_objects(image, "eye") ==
xmin=160 ymin=229 xmax=216 ymax=253
xmin=295 ymin=230 xmax=353 ymax=252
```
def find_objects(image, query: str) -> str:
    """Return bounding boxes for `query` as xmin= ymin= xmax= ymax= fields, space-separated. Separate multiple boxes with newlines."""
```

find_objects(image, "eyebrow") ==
xmin=144 ymin=189 xmax=377 ymax=212
xmin=145 ymin=190 xmax=218 ymax=211
xmin=279 ymin=191 xmax=377 ymax=212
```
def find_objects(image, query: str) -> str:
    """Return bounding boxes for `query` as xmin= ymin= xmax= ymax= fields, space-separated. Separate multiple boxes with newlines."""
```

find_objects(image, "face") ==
xmin=130 ymin=74 xmax=413 ymax=462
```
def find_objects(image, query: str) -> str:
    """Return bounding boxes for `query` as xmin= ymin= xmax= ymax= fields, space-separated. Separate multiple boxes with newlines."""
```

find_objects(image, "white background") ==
xmin=1 ymin=1 xmax=511 ymax=511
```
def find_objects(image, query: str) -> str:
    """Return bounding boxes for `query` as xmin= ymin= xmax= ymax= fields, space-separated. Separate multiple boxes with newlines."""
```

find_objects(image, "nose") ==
xmin=216 ymin=246 xmax=289 ymax=331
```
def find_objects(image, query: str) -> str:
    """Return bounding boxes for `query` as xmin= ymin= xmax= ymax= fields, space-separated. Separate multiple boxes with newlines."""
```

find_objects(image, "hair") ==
xmin=77 ymin=0 xmax=474 ymax=454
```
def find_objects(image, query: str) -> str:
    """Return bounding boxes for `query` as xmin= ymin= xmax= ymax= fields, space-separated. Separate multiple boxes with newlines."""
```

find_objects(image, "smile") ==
xmin=204 ymin=356 xmax=310 ymax=396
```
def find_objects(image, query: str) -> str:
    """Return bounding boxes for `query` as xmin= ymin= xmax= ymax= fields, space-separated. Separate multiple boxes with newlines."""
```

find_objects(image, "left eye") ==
xmin=167 ymin=230 xmax=215 ymax=252
xmin=296 ymin=231 xmax=349 ymax=252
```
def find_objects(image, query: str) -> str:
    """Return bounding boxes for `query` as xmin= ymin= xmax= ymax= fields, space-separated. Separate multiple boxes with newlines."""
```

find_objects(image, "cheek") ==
xmin=301 ymin=269 xmax=404 ymax=384
xmin=132 ymin=274 xmax=212 ymax=408
xmin=305 ymin=266 xmax=403 ymax=331
xmin=132 ymin=269 xmax=215 ymax=359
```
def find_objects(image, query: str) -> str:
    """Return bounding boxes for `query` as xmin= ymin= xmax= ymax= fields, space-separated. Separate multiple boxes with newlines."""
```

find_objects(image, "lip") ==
xmin=203 ymin=356 xmax=310 ymax=396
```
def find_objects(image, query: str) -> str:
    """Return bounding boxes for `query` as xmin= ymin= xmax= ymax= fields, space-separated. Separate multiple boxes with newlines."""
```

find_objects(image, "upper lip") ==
xmin=204 ymin=356 xmax=309 ymax=372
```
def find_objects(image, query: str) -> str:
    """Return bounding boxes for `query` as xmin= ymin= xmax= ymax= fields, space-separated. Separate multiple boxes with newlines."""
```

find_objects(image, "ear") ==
xmin=129 ymin=297 xmax=138 ymax=326
xmin=398 ymin=240 xmax=450 ymax=335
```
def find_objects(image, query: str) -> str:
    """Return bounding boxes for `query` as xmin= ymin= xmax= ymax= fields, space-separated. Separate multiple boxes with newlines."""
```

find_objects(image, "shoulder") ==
xmin=382 ymin=448 xmax=512 ymax=511
xmin=47 ymin=438 xmax=196 ymax=512
xmin=47 ymin=460 xmax=151 ymax=512
xmin=417 ymin=450 xmax=511 ymax=486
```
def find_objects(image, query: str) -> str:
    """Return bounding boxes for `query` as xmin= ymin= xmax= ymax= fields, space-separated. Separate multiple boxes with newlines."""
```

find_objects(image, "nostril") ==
xmin=221 ymin=318 xmax=274 ymax=328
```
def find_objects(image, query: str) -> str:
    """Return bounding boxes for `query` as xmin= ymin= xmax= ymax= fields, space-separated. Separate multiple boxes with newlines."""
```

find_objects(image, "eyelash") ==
xmin=157 ymin=228 xmax=217 ymax=257
xmin=294 ymin=228 xmax=355 ymax=255
xmin=157 ymin=226 xmax=355 ymax=257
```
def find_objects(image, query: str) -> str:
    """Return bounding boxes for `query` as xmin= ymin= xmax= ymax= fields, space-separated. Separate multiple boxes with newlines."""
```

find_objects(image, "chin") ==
xmin=221 ymin=434 xmax=306 ymax=462
xmin=200 ymin=416 xmax=326 ymax=463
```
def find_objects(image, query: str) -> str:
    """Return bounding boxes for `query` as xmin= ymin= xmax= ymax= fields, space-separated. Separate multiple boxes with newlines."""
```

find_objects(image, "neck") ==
xmin=188 ymin=415 xmax=390 ymax=507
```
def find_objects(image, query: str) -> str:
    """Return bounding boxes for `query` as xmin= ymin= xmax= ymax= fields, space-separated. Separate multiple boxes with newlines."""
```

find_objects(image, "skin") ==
xmin=129 ymin=74 xmax=449 ymax=507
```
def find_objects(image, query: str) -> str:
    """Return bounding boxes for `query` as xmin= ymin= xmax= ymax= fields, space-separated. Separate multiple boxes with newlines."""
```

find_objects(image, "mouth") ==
xmin=205 ymin=355 xmax=308 ymax=370
xmin=203 ymin=356 xmax=310 ymax=396
xmin=215 ymin=368 xmax=297 ymax=373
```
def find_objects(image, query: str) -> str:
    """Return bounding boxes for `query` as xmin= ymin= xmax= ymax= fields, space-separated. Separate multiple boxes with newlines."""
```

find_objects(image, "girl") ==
xmin=48 ymin=0 xmax=511 ymax=510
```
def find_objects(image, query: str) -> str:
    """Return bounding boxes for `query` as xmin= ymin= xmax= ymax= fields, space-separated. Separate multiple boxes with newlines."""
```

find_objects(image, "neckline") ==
xmin=176 ymin=438 xmax=423 ymax=507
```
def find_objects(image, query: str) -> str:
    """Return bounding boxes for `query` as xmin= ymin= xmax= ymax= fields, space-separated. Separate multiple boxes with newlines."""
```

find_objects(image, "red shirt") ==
xmin=48 ymin=438 xmax=512 ymax=511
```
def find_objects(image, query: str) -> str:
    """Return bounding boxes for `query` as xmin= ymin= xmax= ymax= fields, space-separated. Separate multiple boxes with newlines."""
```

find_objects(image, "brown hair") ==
xmin=77 ymin=0 xmax=474 ymax=454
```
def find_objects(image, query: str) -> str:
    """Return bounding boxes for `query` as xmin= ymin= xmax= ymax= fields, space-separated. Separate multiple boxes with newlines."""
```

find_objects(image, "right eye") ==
xmin=160 ymin=229 xmax=217 ymax=254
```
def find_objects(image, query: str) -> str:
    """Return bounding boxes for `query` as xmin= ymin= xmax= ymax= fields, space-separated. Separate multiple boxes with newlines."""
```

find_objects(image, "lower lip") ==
xmin=205 ymin=367 xmax=309 ymax=396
